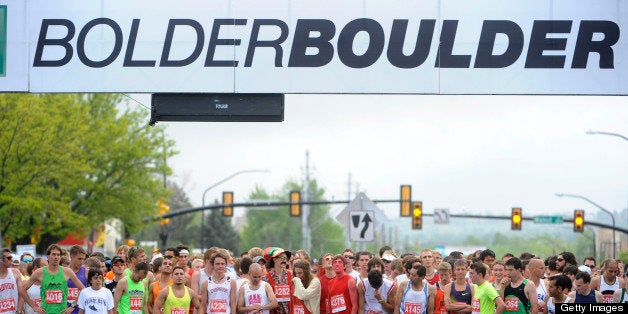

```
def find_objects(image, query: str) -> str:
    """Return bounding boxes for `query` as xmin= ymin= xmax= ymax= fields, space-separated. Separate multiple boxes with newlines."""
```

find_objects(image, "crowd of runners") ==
xmin=1 ymin=244 xmax=627 ymax=314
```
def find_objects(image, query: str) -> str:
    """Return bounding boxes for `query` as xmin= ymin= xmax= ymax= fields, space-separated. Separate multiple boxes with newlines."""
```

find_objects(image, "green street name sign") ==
xmin=533 ymin=215 xmax=564 ymax=224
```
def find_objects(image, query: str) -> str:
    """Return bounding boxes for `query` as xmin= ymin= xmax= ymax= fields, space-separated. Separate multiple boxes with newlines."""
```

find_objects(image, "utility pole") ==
xmin=302 ymin=151 xmax=311 ymax=253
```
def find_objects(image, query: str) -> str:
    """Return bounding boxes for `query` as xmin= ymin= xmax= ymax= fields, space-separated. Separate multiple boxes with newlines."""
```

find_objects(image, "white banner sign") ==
xmin=0 ymin=0 xmax=626 ymax=94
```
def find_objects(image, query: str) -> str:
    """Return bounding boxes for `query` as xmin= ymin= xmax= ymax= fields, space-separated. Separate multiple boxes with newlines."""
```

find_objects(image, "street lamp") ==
xmin=200 ymin=169 xmax=269 ymax=248
xmin=555 ymin=193 xmax=616 ymax=258
xmin=586 ymin=130 xmax=628 ymax=142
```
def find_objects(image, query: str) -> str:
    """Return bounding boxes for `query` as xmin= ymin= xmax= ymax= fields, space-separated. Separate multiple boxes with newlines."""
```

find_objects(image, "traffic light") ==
xmin=400 ymin=185 xmax=412 ymax=217
xmin=574 ymin=209 xmax=584 ymax=232
xmin=157 ymin=198 xmax=170 ymax=225
xmin=412 ymin=201 xmax=422 ymax=229
xmin=289 ymin=191 xmax=301 ymax=217
xmin=222 ymin=191 xmax=234 ymax=216
xmin=511 ymin=207 xmax=522 ymax=230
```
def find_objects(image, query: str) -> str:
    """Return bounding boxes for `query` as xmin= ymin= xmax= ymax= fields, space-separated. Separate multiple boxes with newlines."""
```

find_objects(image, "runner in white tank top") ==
xmin=243 ymin=281 xmax=271 ymax=314
xmin=599 ymin=275 xmax=620 ymax=303
xmin=546 ymin=296 xmax=570 ymax=314
xmin=205 ymin=275 xmax=233 ymax=314
xmin=0 ymin=265 xmax=19 ymax=314
xmin=24 ymin=284 xmax=41 ymax=314
xmin=361 ymin=276 xmax=395 ymax=314
xmin=399 ymin=281 xmax=428 ymax=314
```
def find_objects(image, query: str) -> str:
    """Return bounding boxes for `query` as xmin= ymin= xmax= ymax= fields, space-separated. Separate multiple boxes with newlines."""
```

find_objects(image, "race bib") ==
xmin=130 ymin=297 xmax=143 ymax=311
xmin=505 ymin=297 xmax=519 ymax=312
xmin=171 ymin=308 xmax=187 ymax=314
xmin=67 ymin=288 xmax=79 ymax=301
xmin=0 ymin=298 xmax=16 ymax=313
xmin=293 ymin=305 xmax=305 ymax=314
xmin=603 ymin=294 xmax=614 ymax=303
xmin=33 ymin=298 xmax=42 ymax=307
xmin=275 ymin=284 xmax=291 ymax=302
xmin=471 ymin=298 xmax=480 ymax=313
xmin=45 ymin=290 xmax=63 ymax=304
xmin=366 ymin=310 xmax=383 ymax=314
xmin=330 ymin=294 xmax=347 ymax=313
xmin=247 ymin=293 xmax=261 ymax=306
xmin=403 ymin=302 xmax=422 ymax=313
xmin=209 ymin=299 xmax=228 ymax=313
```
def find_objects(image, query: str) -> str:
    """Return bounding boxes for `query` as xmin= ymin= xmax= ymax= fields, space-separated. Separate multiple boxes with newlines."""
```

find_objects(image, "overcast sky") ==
xmin=133 ymin=94 xmax=628 ymax=222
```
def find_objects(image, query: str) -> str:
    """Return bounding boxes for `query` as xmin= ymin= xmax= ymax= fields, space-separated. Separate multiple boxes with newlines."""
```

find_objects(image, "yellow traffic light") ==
xmin=400 ymin=185 xmax=412 ymax=217
xmin=289 ymin=191 xmax=301 ymax=217
xmin=223 ymin=191 xmax=234 ymax=216
xmin=574 ymin=209 xmax=584 ymax=232
xmin=157 ymin=198 xmax=170 ymax=225
xmin=511 ymin=207 xmax=522 ymax=230
xmin=412 ymin=201 xmax=422 ymax=229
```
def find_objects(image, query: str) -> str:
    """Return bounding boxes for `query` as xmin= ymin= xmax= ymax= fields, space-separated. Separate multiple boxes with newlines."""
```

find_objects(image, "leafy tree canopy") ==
xmin=0 ymin=94 xmax=176 ymax=249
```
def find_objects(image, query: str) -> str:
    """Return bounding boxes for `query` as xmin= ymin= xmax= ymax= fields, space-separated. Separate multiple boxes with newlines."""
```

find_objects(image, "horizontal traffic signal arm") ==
xmin=147 ymin=201 xmax=628 ymax=234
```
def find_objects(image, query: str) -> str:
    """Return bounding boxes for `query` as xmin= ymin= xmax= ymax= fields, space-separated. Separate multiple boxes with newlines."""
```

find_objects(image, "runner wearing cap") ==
xmin=263 ymin=247 xmax=293 ymax=314
xmin=381 ymin=253 xmax=396 ymax=280
xmin=105 ymin=257 xmax=126 ymax=294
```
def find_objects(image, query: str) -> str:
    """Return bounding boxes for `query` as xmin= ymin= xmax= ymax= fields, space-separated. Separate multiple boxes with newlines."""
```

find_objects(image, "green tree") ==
xmin=240 ymin=179 xmax=344 ymax=255
xmin=0 ymin=94 xmax=176 ymax=250
xmin=202 ymin=209 xmax=240 ymax=254
xmin=134 ymin=181 xmax=202 ymax=250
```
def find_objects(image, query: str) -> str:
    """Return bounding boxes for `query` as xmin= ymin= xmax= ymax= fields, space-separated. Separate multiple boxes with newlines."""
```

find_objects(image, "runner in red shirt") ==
xmin=327 ymin=255 xmax=357 ymax=314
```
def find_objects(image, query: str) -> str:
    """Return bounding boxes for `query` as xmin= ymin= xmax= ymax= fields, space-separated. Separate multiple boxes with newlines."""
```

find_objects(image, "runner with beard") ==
xmin=327 ymin=255 xmax=358 ymax=314
xmin=394 ymin=264 xmax=435 ymax=314
xmin=358 ymin=257 xmax=396 ymax=314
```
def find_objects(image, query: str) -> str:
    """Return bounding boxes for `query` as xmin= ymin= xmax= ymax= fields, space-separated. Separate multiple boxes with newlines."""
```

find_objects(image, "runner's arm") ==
xmin=199 ymin=281 xmax=208 ymax=314
xmin=348 ymin=278 xmax=358 ymax=314
xmin=357 ymin=280 xmax=365 ymax=314
xmin=525 ymin=282 xmax=538 ymax=314
xmin=229 ymin=279 xmax=237 ymax=314
xmin=393 ymin=282 xmax=407 ymax=314
xmin=265 ymin=282 xmax=279 ymax=311
xmin=427 ymin=285 xmax=436 ymax=314
xmin=382 ymin=282 xmax=396 ymax=313
xmin=153 ymin=287 xmax=168 ymax=314
xmin=494 ymin=296 xmax=505 ymax=314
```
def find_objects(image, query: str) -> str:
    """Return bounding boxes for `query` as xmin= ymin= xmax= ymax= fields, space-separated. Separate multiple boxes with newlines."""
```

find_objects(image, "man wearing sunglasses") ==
xmin=1 ymin=249 xmax=24 ymax=314
xmin=105 ymin=257 xmax=126 ymax=294
xmin=342 ymin=250 xmax=359 ymax=282
xmin=555 ymin=252 xmax=577 ymax=272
